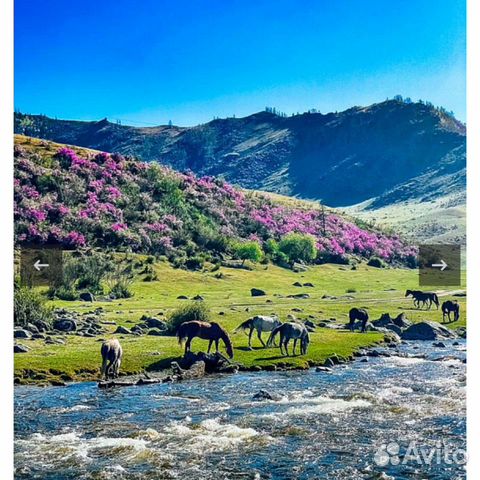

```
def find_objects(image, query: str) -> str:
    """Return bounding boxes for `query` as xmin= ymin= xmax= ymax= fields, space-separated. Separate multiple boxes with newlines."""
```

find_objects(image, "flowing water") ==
xmin=14 ymin=340 xmax=466 ymax=479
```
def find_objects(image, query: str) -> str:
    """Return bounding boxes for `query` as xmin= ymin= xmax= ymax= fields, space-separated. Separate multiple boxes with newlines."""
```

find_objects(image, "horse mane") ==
xmin=267 ymin=324 xmax=283 ymax=346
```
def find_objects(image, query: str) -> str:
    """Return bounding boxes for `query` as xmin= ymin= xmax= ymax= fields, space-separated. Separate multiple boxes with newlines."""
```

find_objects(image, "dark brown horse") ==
xmin=441 ymin=300 xmax=460 ymax=323
xmin=347 ymin=307 xmax=369 ymax=332
xmin=177 ymin=321 xmax=234 ymax=358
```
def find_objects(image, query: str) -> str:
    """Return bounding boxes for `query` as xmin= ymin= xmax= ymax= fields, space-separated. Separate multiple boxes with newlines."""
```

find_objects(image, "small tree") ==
xmin=233 ymin=241 xmax=263 ymax=265
xmin=278 ymin=233 xmax=317 ymax=265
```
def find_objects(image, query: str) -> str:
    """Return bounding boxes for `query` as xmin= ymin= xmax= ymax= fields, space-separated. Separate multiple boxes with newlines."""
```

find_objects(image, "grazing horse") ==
xmin=267 ymin=322 xmax=310 ymax=356
xmin=177 ymin=321 xmax=234 ymax=358
xmin=100 ymin=339 xmax=123 ymax=380
xmin=442 ymin=300 xmax=460 ymax=323
xmin=234 ymin=315 xmax=282 ymax=349
xmin=348 ymin=308 xmax=369 ymax=332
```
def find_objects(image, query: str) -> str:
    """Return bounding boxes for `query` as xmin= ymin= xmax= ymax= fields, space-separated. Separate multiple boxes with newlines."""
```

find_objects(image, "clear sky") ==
xmin=14 ymin=0 xmax=466 ymax=126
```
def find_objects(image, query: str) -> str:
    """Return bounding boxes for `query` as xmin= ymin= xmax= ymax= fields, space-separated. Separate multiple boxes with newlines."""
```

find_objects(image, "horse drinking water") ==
xmin=177 ymin=321 xmax=234 ymax=358
xmin=234 ymin=315 xmax=282 ymax=349
xmin=267 ymin=322 xmax=310 ymax=356
xmin=100 ymin=339 xmax=123 ymax=380
xmin=347 ymin=308 xmax=369 ymax=332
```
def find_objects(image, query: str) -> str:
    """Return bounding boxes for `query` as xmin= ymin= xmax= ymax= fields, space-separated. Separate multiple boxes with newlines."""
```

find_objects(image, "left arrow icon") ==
xmin=34 ymin=259 xmax=49 ymax=271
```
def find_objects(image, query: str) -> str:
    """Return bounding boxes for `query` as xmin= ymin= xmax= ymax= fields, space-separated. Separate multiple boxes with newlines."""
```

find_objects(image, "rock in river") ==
xmin=252 ymin=389 xmax=283 ymax=401
xmin=401 ymin=321 xmax=456 ymax=341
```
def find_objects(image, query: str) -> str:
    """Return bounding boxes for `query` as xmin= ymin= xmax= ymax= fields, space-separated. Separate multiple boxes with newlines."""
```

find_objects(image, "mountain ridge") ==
xmin=14 ymin=99 xmax=466 ymax=243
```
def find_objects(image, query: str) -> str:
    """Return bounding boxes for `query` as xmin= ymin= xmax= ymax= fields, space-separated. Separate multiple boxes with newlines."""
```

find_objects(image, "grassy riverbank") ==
xmin=14 ymin=260 xmax=466 ymax=384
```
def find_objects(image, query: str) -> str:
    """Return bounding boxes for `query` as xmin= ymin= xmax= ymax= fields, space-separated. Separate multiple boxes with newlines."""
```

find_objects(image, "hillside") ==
xmin=14 ymin=135 xmax=415 ymax=265
xmin=15 ymin=100 xmax=465 ymax=205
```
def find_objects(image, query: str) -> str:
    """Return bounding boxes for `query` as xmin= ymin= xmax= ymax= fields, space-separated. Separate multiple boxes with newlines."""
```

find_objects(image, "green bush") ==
xmin=185 ymin=255 xmax=205 ymax=271
xmin=54 ymin=286 xmax=78 ymax=301
xmin=14 ymin=286 xmax=53 ymax=327
xmin=108 ymin=280 xmax=134 ymax=298
xmin=233 ymin=241 xmax=263 ymax=265
xmin=264 ymin=238 xmax=279 ymax=255
xmin=167 ymin=302 xmax=210 ymax=334
xmin=367 ymin=256 xmax=387 ymax=268
xmin=278 ymin=233 xmax=316 ymax=265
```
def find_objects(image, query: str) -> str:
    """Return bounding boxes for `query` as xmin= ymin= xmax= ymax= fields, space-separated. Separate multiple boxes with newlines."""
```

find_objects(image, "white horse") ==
xmin=234 ymin=315 xmax=282 ymax=349
xmin=100 ymin=339 xmax=123 ymax=380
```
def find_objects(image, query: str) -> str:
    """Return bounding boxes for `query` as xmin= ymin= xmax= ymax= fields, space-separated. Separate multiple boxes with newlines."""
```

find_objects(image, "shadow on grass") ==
xmin=146 ymin=356 xmax=182 ymax=371
xmin=235 ymin=346 xmax=268 ymax=352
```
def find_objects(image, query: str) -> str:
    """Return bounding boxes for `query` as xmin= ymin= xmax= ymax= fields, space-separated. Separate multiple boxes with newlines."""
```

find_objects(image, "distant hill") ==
xmin=15 ymin=99 xmax=466 ymax=243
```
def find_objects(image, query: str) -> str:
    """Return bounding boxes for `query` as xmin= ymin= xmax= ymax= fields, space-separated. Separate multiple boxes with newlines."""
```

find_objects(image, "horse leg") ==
xmin=279 ymin=336 xmax=285 ymax=356
xmin=185 ymin=337 xmax=192 ymax=356
xmin=284 ymin=339 xmax=290 ymax=357
xmin=361 ymin=319 xmax=367 ymax=333
xmin=207 ymin=339 xmax=213 ymax=353
xmin=257 ymin=330 xmax=266 ymax=347
xmin=215 ymin=339 xmax=219 ymax=353
xmin=293 ymin=339 xmax=298 ymax=356
xmin=248 ymin=328 xmax=254 ymax=350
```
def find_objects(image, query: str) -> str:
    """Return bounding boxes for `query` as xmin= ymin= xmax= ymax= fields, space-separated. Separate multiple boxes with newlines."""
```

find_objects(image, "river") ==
xmin=14 ymin=340 xmax=466 ymax=479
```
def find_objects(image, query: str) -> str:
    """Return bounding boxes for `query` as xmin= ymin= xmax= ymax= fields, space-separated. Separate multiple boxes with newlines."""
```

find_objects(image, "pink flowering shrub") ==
xmin=14 ymin=144 xmax=417 ymax=265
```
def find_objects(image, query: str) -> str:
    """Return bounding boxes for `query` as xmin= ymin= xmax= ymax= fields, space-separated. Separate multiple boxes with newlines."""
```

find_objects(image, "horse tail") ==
xmin=267 ymin=325 xmax=282 ymax=347
xmin=234 ymin=318 xmax=253 ymax=333
xmin=100 ymin=343 xmax=108 ymax=378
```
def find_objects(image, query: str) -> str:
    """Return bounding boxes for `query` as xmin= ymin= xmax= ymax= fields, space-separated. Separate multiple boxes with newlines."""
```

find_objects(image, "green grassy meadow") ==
xmin=14 ymin=260 xmax=466 ymax=384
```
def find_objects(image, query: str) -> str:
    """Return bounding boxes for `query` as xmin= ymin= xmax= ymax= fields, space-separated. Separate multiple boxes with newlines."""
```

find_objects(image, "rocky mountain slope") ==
xmin=15 ymin=99 xmax=466 ymax=243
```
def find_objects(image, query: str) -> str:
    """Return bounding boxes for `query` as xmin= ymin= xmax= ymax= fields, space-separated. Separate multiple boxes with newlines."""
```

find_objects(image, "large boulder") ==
xmin=52 ymin=318 xmax=77 ymax=332
xmin=401 ymin=321 xmax=456 ymax=341
xmin=14 ymin=329 xmax=32 ymax=339
xmin=393 ymin=313 xmax=412 ymax=328
xmin=114 ymin=325 xmax=132 ymax=334
xmin=144 ymin=317 xmax=167 ymax=330
xmin=372 ymin=313 xmax=393 ymax=328
xmin=79 ymin=292 xmax=95 ymax=302
xmin=287 ymin=293 xmax=310 ymax=299
xmin=251 ymin=288 xmax=266 ymax=297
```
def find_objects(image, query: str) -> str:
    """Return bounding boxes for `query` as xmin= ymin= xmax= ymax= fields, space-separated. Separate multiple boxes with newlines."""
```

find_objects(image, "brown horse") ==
xmin=177 ymin=321 xmax=234 ymax=358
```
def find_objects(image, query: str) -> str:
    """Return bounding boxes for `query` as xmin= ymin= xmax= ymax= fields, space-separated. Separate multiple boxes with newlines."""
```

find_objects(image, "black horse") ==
xmin=405 ymin=290 xmax=439 ymax=310
xmin=347 ymin=307 xmax=369 ymax=332
xmin=441 ymin=300 xmax=460 ymax=323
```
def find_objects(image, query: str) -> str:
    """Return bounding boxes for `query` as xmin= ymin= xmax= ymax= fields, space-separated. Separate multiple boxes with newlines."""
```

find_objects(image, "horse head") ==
xmin=405 ymin=290 xmax=412 ymax=297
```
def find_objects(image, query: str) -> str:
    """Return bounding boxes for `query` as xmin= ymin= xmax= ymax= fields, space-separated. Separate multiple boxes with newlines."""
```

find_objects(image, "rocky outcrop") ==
xmin=401 ymin=321 xmax=456 ymax=340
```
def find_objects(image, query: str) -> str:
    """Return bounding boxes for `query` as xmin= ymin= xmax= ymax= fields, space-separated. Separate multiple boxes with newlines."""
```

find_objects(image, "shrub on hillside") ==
xmin=233 ymin=241 xmax=263 ymax=265
xmin=14 ymin=285 xmax=53 ymax=327
xmin=278 ymin=233 xmax=317 ymax=265
xmin=367 ymin=256 xmax=387 ymax=268
xmin=167 ymin=302 xmax=210 ymax=334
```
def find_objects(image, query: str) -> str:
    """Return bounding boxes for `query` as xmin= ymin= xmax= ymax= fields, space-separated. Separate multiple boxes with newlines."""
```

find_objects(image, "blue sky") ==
xmin=14 ymin=0 xmax=466 ymax=125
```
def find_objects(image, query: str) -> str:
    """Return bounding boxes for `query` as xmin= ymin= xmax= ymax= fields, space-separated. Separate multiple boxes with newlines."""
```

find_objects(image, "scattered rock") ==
xmin=287 ymin=293 xmax=310 ymax=299
xmin=291 ymin=308 xmax=303 ymax=312
xmin=401 ymin=321 xmax=456 ymax=341
xmin=433 ymin=341 xmax=446 ymax=348
xmin=147 ymin=329 xmax=164 ymax=336
xmin=292 ymin=282 xmax=302 ymax=287
xmin=393 ymin=313 xmax=411 ymax=328
xmin=52 ymin=318 xmax=77 ymax=332
xmin=251 ymin=288 xmax=266 ymax=297
xmin=304 ymin=320 xmax=316 ymax=330
xmin=14 ymin=329 xmax=32 ymax=339
xmin=177 ymin=295 xmax=189 ymax=300
xmin=14 ymin=344 xmax=30 ymax=353
xmin=79 ymin=292 xmax=95 ymax=302
xmin=455 ymin=327 xmax=466 ymax=339
xmin=315 ymin=366 xmax=332 ymax=373
xmin=193 ymin=295 xmax=204 ymax=301
xmin=114 ymin=326 xmax=132 ymax=335
xmin=252 ymin=389 xmax=283 ymax=401
xmin=144 ymin=317 xmax=167 ymax=330
xmin=303 ymin=282 xmax=315 ymax=287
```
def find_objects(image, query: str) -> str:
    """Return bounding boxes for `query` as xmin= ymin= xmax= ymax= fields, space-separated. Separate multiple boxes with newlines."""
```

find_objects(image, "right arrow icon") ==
xmin=431 ymin=259 xmax=448 ymax=271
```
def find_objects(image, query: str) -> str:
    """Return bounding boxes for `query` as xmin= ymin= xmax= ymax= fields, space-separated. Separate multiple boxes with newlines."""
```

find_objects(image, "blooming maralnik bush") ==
xmin=14 ymin=143 xmax=417 ymax=266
